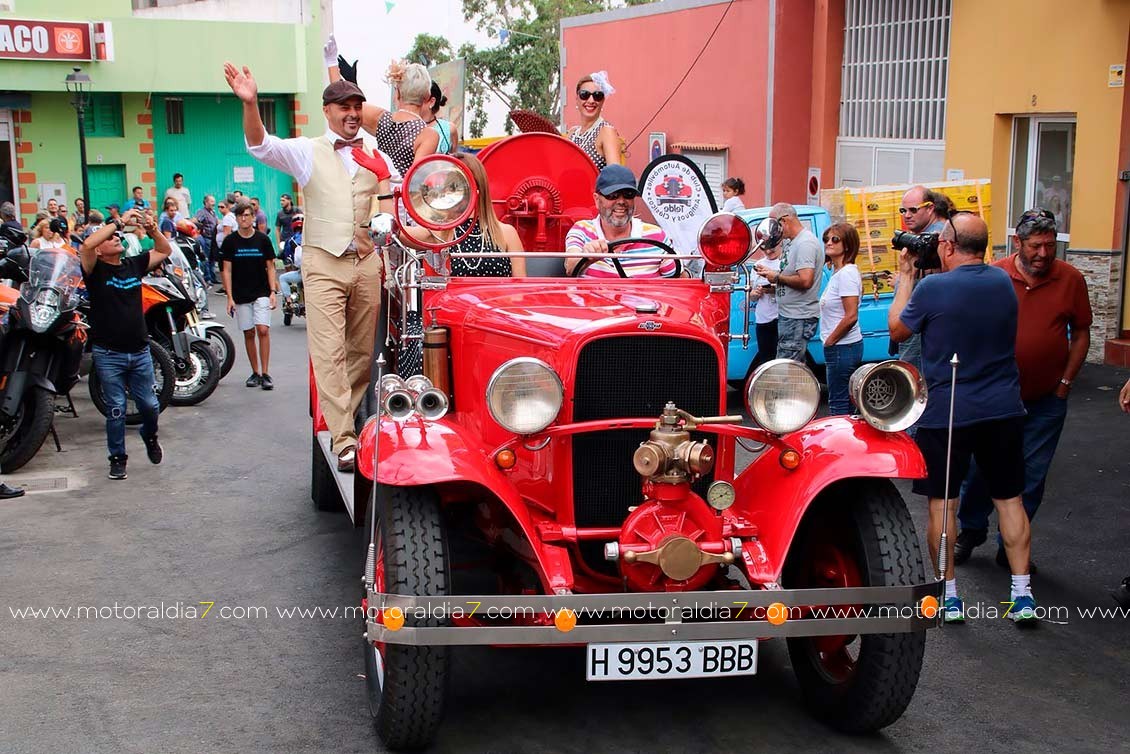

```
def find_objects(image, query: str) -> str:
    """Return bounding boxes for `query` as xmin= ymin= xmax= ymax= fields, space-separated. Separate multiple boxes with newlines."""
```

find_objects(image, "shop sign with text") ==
xmin=0 ymin=19 xmax=93 ymax=61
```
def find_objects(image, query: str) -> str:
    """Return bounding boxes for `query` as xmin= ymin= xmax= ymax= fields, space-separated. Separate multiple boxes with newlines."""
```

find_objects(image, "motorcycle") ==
xmin=0 ymin=233 xmax=86 ymax=471
xmin=166 ymin=245 xmax=235 ymax=378
xmin=138 ymin=257 xmax=221 ymax=406
xmin=280 ymin=218 xmax=305 ymax=327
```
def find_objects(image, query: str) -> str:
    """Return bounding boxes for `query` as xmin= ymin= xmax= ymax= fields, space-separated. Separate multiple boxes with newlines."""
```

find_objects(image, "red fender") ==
xmin=357 ymin=417 xmax=574 ymax=593
xmin=732 ymin=416 xmax=926 ymax=584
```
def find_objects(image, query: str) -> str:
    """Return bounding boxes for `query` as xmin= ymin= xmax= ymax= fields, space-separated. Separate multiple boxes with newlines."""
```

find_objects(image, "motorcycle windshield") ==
xmin=166 ymin=246 xmax=195 ymax=290
xmin=21 ymin=249 xmax=83 ymax=307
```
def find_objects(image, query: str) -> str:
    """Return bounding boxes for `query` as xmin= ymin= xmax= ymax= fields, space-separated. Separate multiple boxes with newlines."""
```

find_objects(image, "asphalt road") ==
xmin=2 ymin=303 xmax=1128 ymax=753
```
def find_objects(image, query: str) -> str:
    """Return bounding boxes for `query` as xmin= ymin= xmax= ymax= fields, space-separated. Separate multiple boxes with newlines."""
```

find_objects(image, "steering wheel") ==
xmin=569 ymin=237 xmax=682 ymax=278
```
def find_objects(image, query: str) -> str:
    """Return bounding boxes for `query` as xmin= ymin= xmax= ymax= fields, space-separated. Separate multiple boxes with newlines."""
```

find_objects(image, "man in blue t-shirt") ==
xmin=888 ymin=212 xmax=1035 ymax=626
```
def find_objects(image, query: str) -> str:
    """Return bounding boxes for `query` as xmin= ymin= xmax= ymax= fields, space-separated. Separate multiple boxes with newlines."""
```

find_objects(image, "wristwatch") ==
xmin=1059 ymin=378 xmax=1072 ymax=387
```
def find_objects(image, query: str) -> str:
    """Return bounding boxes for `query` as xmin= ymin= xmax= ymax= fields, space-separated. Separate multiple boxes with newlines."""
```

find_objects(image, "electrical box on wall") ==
xmin=38 ymin=183 xmax=67 ymax=207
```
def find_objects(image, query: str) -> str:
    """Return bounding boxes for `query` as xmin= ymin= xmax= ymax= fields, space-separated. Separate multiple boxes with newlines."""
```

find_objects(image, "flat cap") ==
xmin=322 ymin=79 xmax=366 ymax=105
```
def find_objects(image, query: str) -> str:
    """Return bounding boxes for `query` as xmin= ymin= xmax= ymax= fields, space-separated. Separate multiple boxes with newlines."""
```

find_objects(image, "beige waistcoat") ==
xmin=302 ymin=135 xmax=381 ymax=257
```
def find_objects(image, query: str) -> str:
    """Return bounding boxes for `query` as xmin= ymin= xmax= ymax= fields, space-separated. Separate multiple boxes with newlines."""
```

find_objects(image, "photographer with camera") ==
xmin=888 ymin=212 xmax=1036 ymax=625
xmin=954 ymin=208 xmax=1091 ymax=572
xmin=894 ymin=186 xmax=950 ymax=371
xmin=755 ymin=203 xmax=822 ymax=363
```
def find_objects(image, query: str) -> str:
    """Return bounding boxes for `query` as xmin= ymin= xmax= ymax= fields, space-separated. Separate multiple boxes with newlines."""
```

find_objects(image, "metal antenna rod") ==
xmin=365 ymin=354 xmax=386 ymax=592
xmin=937 ymin=353 xmax=960 ymax=579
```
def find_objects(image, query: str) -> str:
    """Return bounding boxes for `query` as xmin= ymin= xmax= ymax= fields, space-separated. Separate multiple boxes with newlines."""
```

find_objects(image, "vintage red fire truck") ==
xmin=308 ymin=134 xmax=940 ymax=750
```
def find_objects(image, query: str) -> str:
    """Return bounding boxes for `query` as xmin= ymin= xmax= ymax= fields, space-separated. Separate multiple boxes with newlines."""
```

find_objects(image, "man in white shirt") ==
xmin=224 ymin=62 xmax=397 ymax=472
xmin=164 ymin=173 xmax=191 ymax=216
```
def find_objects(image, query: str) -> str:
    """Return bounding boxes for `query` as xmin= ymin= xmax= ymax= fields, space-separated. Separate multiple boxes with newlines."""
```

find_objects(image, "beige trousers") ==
xmin=302 ymin=246 xmax=382 ymax=453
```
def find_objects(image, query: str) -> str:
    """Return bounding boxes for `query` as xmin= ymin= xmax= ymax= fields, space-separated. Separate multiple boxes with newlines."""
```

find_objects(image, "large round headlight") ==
xmin=745 ymin=358 xmax=820 ymax=435
xmin=403 ymin=155 xmax=477 ymax=231
xmin=486 ymin=358 xmax=564 ymax=435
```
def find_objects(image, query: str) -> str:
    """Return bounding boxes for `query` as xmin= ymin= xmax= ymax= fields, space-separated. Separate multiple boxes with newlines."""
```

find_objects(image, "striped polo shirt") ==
xmin=565 ymin=217 xmax=678 ymax=279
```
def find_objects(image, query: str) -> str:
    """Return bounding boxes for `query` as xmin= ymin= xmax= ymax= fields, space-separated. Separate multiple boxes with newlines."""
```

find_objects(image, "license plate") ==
xmin=586 ymin=639 xmax=758 ymax=681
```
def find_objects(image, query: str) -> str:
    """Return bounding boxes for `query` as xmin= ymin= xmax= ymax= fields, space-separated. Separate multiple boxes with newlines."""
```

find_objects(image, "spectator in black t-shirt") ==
xmin=220 ymin=201 xmax=278 ymax=390
xmin=80 ymin=208 xmax=173 ymax=480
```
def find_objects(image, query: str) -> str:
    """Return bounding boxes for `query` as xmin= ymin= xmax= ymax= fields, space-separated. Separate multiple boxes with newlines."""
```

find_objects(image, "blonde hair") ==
xmin=454 ymin=153 xmax=506 ymax=251
xmin=386 ymin=60 xmax=431 ymax=105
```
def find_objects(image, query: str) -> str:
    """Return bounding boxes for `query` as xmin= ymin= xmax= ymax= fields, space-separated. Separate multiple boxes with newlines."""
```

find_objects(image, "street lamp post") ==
xmin=64 ymin=67 xmax=92 ymax=227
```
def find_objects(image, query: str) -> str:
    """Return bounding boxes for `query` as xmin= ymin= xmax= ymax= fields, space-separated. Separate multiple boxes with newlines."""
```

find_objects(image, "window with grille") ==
xmin=165 ymin=98 xmax=184 ymax=135
xmin=84 ymin=94 xmax=123 ymax=138
xmin=257 ymin=99 xmax=277 ymax=135
xmin=840 ymin=0 xmax=951 ymax=141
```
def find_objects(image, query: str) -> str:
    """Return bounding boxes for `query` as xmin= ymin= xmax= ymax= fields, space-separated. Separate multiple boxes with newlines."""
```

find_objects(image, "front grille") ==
xmin=571 ymin=336 xmax=720 ymax=532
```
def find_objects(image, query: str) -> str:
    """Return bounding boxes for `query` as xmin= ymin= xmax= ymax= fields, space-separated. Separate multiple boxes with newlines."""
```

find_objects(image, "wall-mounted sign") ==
xmin=649 ymin=132 xmax=666 ymax=162
xmin=233 ymin=166 xmax=255 ymax=183
xmin=806 ymin=167 xmax=821 ymax=205
xmin=0 ymin=19 xmax=94 ymax=61
xmin=1110 ymin=64 xmax=1125 ymax=88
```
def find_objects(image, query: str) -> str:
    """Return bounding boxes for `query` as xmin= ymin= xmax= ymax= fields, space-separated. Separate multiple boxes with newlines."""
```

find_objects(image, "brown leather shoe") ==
xmin=337 ymin=446 xmax=356 ymax=473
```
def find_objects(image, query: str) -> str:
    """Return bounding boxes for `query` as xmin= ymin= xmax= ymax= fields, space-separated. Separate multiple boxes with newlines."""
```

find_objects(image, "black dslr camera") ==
xmin=891 ymin=230 xmax=941 ymax=271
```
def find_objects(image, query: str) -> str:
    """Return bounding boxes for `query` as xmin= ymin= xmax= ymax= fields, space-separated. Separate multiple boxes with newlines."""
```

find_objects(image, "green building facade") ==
xmin=0 ymin=0 xmax=329 ymax=229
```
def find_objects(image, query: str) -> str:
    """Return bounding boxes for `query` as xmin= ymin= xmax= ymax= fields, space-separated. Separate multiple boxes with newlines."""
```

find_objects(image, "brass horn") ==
xmin=849 ymin=360 xmax=927 ymax=432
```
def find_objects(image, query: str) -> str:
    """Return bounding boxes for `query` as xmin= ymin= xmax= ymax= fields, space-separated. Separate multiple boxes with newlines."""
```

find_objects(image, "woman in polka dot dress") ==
xmin=327 ymin=55 xmax=440 ymax=175
xmin=567 ymin=71 xmax=623 ymax=170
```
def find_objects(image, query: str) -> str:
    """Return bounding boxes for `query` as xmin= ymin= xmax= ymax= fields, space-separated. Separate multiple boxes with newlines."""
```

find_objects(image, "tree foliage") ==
xmin=405 ymin=1 xmax=655 ymax=138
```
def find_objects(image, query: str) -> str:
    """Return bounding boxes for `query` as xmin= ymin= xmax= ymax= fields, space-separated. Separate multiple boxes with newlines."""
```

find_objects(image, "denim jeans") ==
xmin=278 ymin=270 xmax=302 ymax=299
xmin=776 ymin=316 xmax=818 ymax=363
xmin=92 ymin=345 xmax=160 ymax=459
xmin=198 ymin=237 xmax=216 ymax=284
xmin=824 ymin=340 xmax=863 ymax=415
xmin=958 ymin=393 xmax=1068 ymax=543
xmin=753 ymin=319 xmax=778 ymax=372
xmin=898 ymin=332 xmax=922 ymax=373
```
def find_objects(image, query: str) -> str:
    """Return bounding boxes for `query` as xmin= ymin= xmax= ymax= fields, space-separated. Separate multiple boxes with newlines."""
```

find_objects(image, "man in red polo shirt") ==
xmin=955 ymin=208 xmax=1091 ymax=570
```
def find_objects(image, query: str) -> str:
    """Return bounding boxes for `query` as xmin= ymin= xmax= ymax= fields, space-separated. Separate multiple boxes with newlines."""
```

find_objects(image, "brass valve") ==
xmin=632 ymin=402 xmax=738 ymax=483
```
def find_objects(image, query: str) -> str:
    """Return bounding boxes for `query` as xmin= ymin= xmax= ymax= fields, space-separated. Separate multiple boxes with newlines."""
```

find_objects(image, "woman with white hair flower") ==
xmin=567 ymin=71 xmax=623 ymax=169
xmin=325 ymin=36 xmax=440 ymax=175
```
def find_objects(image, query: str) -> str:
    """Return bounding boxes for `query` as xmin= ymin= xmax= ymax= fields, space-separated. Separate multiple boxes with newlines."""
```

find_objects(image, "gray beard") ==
xmin=601 ymin=212 xmax=631 ymax=229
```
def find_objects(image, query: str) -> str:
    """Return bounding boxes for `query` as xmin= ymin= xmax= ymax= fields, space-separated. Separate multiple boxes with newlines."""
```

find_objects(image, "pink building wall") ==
xmin=561 ymin=0 xmax=838 ymax=207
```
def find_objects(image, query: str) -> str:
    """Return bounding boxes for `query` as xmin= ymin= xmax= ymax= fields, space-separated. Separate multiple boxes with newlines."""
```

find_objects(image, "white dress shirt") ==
xmin=246 ymin=130 xmax=400 ymax=187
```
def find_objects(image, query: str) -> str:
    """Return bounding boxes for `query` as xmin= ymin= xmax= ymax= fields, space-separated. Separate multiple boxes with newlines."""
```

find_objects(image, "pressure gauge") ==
xmin=706 ymin=481 xmax=736 ymax=511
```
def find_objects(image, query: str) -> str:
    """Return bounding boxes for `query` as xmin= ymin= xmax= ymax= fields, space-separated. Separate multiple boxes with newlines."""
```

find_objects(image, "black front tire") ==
xmin=169 ymin=340 xmax=221 ymax=407
xmin=88 ymin=340 xmax=176 ymax=425
xmin=204 ymin=327 xmax=236 ymax=379
xmin=0 ymin=386 xmax=55 ymax=472
xmin=363 ymin=485 xmax=449 ymax=750
xmin=785 ymin=479 xmax=927 ymax=733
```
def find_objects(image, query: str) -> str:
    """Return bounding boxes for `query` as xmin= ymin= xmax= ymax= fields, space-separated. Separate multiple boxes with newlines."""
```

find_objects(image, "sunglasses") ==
xmin=824 ymin=235 xmax=842 ymax=244
xmin=898 ymin=201 xmax=934 ymax=215
xmin=1016 ymin=207 xmax=1055 ymax=229
xmin=601 ymin=190 xmax=637 ymax=201
xmin=577 ymin=89 xmax=605 ymax=102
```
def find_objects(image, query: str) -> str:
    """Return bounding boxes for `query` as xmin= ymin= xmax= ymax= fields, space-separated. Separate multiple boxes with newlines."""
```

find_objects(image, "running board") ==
xmin=316 ymin=430 xmax=356 ymax=522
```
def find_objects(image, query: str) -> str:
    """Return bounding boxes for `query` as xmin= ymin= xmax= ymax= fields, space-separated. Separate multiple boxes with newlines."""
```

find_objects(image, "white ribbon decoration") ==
xmin=590 ymin=70 xmax=616 ymax=96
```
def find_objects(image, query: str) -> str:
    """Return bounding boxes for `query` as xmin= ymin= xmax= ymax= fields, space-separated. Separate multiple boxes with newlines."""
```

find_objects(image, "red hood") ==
xmin=435 ymin=278 xmax=729 ymax=347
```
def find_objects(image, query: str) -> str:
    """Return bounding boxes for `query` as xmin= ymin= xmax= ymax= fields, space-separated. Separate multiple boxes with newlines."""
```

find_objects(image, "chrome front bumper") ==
xmin=365 ymin=581 xmax=943 ymax=645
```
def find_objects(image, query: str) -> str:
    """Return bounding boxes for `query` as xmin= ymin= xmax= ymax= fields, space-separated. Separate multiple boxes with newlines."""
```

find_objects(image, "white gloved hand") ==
xmin=323 ymin=34 xmax=339 ymax=68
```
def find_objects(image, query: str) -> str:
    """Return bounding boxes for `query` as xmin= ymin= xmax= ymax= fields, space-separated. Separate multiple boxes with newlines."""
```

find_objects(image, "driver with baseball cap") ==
xmin=565 ymin=164 xmax=685 ymax=279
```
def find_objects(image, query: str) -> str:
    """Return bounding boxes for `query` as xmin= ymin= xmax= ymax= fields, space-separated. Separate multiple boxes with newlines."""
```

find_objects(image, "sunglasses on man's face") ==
xmin=601 ymin=190 xmax=637 ymax=201
xmin=577 ymin=89 xmax=605 ymax=102
xmin=898 ymin=201 xmax=934 ymax=216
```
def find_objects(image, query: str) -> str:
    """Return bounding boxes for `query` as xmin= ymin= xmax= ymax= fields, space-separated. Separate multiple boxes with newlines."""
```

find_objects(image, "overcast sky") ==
xmin=331 ymin=0 xmax=510 ymax=134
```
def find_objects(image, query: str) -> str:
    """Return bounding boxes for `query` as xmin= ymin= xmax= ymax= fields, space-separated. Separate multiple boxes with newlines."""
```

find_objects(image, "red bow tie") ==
xmin=333 ymin=138 xmax=364 ymax=151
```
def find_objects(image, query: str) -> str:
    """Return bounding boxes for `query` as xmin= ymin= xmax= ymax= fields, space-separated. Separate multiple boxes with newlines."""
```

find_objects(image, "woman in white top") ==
xmin=721 ymin=177 xmax=746 ymax=213
xmin=820 ymin=223 xmax=863 ymax=415
xmin=30 ymin=217 xmax=70 ymax=251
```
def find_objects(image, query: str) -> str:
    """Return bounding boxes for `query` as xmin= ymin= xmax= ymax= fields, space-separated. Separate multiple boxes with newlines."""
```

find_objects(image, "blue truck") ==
xmin=727 ymin=205 xmax=895 ymax=385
